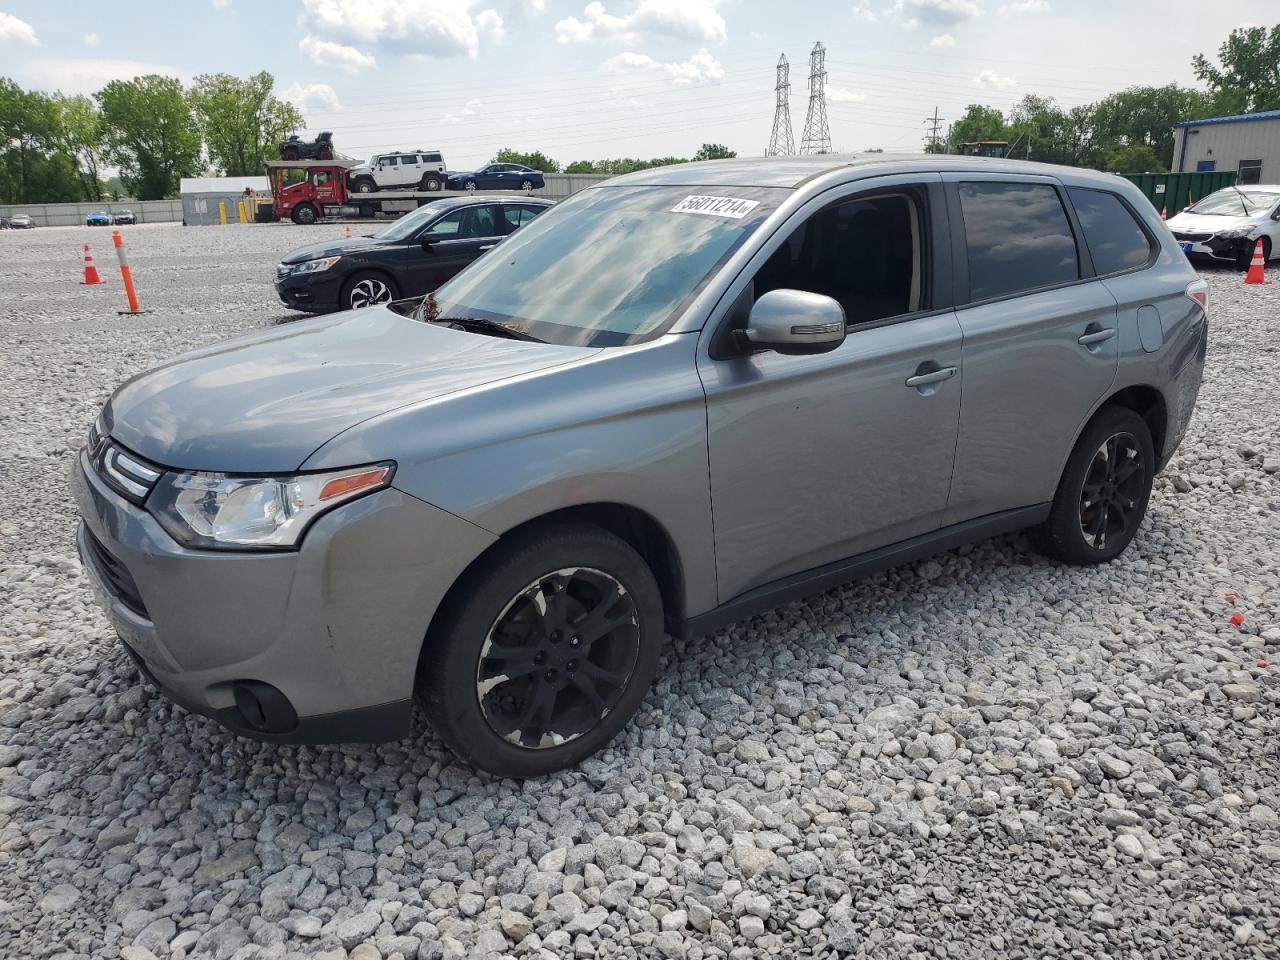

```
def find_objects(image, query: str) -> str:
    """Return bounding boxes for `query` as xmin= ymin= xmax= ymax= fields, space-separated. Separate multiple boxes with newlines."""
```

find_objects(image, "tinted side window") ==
xmin=959 ymin=182 xmax=1079 ymax=300
xmin=1068 ymin=187 xmax=1152 ymax=275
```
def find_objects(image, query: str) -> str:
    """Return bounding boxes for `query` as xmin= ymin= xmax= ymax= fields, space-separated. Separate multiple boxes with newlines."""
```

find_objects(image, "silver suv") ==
xmin=75 ymin=156 xmax=1207 ymax=777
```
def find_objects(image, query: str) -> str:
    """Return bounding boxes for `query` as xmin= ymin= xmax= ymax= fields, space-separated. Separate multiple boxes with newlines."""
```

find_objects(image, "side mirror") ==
xmin=741 ymin=289 xmax=846 ymax=356
xmin=421 ymin=235 xmax=440 ymax=249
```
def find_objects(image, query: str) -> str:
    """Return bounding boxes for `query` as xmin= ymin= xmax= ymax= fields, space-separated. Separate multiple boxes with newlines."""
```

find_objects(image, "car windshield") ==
xmin=372 ymin=202 xmax=452 ymax=241
xmin=1189 ymin=189 xmax=1277 ymax=216
xmin=430 ymin=184 xmax=787 ymax=347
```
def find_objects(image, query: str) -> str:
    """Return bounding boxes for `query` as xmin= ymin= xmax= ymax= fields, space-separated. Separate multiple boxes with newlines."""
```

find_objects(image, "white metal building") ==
xmin=180 ymin=176 xmax=271 ymax=226
xmin=1171 ymin=110 xmax=1280 ymax=184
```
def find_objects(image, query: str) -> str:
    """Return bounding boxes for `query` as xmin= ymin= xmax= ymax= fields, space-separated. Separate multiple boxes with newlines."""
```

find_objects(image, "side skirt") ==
xmin=682 ymin=504 xmax=1051 ymax=638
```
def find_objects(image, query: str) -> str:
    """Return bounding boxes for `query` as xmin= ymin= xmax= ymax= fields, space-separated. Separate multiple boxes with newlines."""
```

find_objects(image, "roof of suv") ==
xmin=607 ymin=153 xmax=1135 ymax=190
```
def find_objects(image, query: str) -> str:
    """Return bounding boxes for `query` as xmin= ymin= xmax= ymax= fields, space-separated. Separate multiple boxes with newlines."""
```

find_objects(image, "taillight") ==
xmin=1185 ymin=279 xmax=1208 ymax=317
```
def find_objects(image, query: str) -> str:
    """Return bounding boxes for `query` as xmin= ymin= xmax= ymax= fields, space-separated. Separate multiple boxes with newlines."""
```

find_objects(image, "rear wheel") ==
xmin=282 ymin=147 xmax=300 ymax=161
xmin=464 ymin=179 xmax=478 ymax=193
xmin=421 ymin=173 xmax=443 ymax=191
xmin=354 ymin=178 xmax=377 ymax=194
xmin=1033 ymin=406 xmax=1155 ymax=565
xmin=341 ymin=270 xmax=398 ymax=310
xmin=520 ymin=179 xmax=534 ymax=194
xmin=290 ymin=204 xmax=318 ymax=225
xmin=419 ymin=523 xmax=664 ymax=778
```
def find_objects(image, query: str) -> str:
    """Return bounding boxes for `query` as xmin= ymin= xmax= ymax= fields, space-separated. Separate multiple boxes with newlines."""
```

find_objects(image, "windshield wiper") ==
xmin=429 ymin=315 xmax=543 ymax=342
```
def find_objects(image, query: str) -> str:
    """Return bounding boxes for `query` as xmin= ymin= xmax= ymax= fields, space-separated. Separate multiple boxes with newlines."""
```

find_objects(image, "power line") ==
xmin=800 ymin=42 xmax=831 ymax=155
xmin=766 ymin=54 xmax=795 ymax=157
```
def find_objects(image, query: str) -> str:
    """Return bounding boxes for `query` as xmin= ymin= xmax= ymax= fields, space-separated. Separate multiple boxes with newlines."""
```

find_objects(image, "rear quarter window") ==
xmin=1067 ymin=187 xmax=1154 ymax=275
xmin=959 ymin=181 xmax=1079 ymax=301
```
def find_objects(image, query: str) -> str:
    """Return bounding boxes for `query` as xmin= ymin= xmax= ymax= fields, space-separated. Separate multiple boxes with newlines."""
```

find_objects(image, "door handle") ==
xmin=478 ymin=244 xmax=495 ymax=251
xmin=1077 ymin=328 xmax=1117 ymax=346
xmin=905 ymin=366 xmax=957 ymax=388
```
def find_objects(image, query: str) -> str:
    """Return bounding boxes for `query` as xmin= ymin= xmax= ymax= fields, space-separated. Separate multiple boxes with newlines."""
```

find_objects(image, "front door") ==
xmin=407 ymin=204 xmax=503 ymax=294
xmin=941 ymin=175 xmax=1120 ymax=525
xmin=698 ymin=177 xmax=964 ymax=602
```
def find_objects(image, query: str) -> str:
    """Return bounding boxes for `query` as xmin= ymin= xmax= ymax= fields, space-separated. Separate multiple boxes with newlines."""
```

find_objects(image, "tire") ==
xmin=464 ymin=179 xmax=477 ymax=193
xmin=282 ymin=148 xmax=300 ymax=161
xmin=420 ymin=173 xmax=443 ymax=192
xmin=341 ymin=270 xmax=398 ymax=310
xmin=319 ymin=148 xmax=333 ymax=160
xmin=520 ymin=179 xmax=534 ymax=194
xmin=290 ymin=204 xmax=318 ymax=225
xmin=419 ymin=523 xmax=664 ymax=778
xmin=1236 ymin=237 xmax=1270 ymax=270
xmin=354 ymin=178 xmax=377 ymax=194
xmin=1033 ymin=406 xmax=1155 ymax=565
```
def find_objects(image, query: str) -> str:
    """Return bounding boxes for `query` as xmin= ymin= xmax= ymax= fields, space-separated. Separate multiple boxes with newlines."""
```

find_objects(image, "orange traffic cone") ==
xmin=1244 ymin=238 xmax=1267 ymax=285
xmin=81 ymin=244 xmax=102 ymax=285
xmin=345 ymin=225 xmax=351 ymax=238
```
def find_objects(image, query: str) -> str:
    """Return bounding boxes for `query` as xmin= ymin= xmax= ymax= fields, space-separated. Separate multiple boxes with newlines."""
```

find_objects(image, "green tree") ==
xmin=0 ymin=79 xmax=58 ymax=202
xmin=564 ymin=159 xmax=598 ymax=173
xmin=949 ymin=104 xmax=1009 ymax=150
xmin=692 ymin=143 xmax=735 ymax=161
xmin=190 ymin=71 xmax=303 ymax=176
xmin=1193 ymin=24 xmax=1280 ymax=113
xmin=493 ymin=147 xmax=561 ymax=172
xmin=1091 ymin=84 xmax=1215 ymax=168
xmin=52 ymin=94 xmax=107 ymax=200
xmin=97 ymin=75 xmax=201 ymax=199
xmin=1104 ymin=143 xmax=1164 ymax=174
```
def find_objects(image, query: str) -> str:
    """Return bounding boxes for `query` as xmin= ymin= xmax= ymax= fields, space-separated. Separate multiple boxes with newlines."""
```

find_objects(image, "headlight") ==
xmin=1217 ymin=226 xmax=1254 ymax=240
xmin=148 ymin=462 xmax=394 ymax=550
xmin=290 ymin=256 xmax=341 ymax=275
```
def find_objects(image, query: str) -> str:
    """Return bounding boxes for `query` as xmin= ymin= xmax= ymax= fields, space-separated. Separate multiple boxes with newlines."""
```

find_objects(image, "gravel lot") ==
xmin=1 ymin=223 xmax=1277 ymax=960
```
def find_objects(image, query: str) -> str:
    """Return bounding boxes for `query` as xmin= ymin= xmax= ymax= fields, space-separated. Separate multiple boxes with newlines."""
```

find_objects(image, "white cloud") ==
xmin=929 ymin=33 xmax=956 ymax=47
xmin=212 ymin=0 xmax=233 ymax=7
xmin=998 ymin=0 xmax=1047 ymax=12
xmin=281 ymin=81 xmax=342 ymax=112
xmin=851 ymin=4 xmax=879 ymax=22
xmin=524 ymin=0 xmax=547 ymax=12
xmin=302 ymin=0 xmax=504 ymax=59
xmin=975 ymin=68 xmax=1016 ymax=89
xmin=83 ymin=33 xmax=101 ymax=48
xmin=556 ymin=0 xmax=726 ymax=45
xmin=298 ymin=35 xmax=377 ymax=74
xmin=0 ymin=11 xmax=38 ymax=45
xmin=890 ymin=0 xmax=980 ymax=29
xmin=602 ymin=48 xmax=723 ymax=85
xmin=444 ymin=97 xmax=484 ymax=122
xmin=828 ymin=85 xmax=866 ymax=103
xmin=22 ymin=58 xmax=188 ymax=94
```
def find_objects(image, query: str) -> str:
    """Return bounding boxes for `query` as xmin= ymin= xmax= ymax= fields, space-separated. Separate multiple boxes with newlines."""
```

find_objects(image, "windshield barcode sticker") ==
xmin=671 ymin=195 xmax=761 ymax=219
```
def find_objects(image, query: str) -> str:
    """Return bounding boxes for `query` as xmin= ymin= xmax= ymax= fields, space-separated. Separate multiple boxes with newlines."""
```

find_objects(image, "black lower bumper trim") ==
xmin=120 ymin=641 xmax=414 ymax=745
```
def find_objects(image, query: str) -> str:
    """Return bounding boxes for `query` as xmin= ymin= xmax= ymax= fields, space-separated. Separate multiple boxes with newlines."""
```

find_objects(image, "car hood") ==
xmin=1166 ymin=210 xmax=1258 ymax=233
xmin=281 ymin=236 xmax=388 ymax=263
xmin=104 ymin=307 xmax=599 ymax=473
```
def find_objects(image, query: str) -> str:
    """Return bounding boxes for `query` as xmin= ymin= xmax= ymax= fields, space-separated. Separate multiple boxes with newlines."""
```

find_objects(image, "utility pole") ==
xmin=800 ymin=42 xmax=831 ymax=155
xmin=925 ymin=106 xmax=945 ymax=153
xmin=766 ymin=54 xmax=795 ymax=156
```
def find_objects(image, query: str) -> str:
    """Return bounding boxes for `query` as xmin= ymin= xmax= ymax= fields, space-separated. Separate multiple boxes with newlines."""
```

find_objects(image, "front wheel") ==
xmin=419 ymin=523 xmax=664 ymax=778
xmin=1236 ymin=237 xmax=1271 ymax=270
xmin=1033 ymin=406 xmax=1155 ymax=565
xmin=290 ymin=204 xmax=318 ymax=225
xmin=342 ymin=271 xmax=398 ymax=309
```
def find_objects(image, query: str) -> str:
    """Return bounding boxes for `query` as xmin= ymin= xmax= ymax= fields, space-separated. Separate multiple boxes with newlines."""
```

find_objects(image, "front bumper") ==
xmin=73 ymin=449 xmax=496 ymax=743
xmin=1171 ymin=233 xmax=1250 ymax=263
xmin=274 ymin=270 xmax=344 ymax=313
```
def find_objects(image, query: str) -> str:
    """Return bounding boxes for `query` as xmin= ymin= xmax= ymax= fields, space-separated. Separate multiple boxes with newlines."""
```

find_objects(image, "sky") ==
xmin=0 ymin=0 xmax=1275 ymax=170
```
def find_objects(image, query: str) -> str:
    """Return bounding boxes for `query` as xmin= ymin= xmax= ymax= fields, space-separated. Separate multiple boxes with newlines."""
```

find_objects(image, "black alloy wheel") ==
xmin=419 ymin=523 xmax=664 ymax=778
xmin=1033 ymin=405 xmax=1155 ymax=565
xmin=1078 ymin=432 xmax=1145 ymax=551
xmin=476 ymin=567 xmax=639 ymax=749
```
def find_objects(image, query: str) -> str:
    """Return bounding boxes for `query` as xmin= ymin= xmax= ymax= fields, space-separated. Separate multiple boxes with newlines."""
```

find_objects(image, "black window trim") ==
xmin=1065 ymin=185 xmax=1160 ymax=280
xmin=946 ymin=177 xmax=1103 ymax=310
xmin=706 ymin=177 xmax=953 ymax=360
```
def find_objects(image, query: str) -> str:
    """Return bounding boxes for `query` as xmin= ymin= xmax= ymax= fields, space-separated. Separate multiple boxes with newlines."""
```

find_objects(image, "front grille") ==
xmin=1172 ymin=231 xmax=1213 ymax=243
xmin=85 ymin=529 xmax=149 ymax=618
xmin=87 ymin=426 xmax=162 ymax=506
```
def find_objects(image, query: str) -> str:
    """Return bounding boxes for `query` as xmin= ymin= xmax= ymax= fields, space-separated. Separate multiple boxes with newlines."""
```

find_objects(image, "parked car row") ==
xmin=345 ymin=151 xmax=546 ymax=195
xmin=86 ymin=210 xmax=136 ymax=226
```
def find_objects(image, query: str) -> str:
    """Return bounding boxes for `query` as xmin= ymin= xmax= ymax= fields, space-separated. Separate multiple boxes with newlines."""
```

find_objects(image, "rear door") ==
xmin=398 ymin=153 xmax=421 ymax=188
xmin=406 ymin=204 xmax=504 ymax=294
xmin=941 ymin=174 xmax=1120 ymax=525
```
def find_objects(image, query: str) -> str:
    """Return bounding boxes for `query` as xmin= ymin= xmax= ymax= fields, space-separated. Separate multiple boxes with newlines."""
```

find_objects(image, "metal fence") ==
xmin=1119 ymin=171 xmax=1238 ymax=215
xmin=2 ymin=174 xmax=613 ymax=227
xmin=0 ymin=199 xmax=183 ymax=227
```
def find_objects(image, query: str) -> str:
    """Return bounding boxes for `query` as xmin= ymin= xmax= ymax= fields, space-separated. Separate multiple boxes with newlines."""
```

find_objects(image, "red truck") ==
xmin=266 ymin=160 xmax=453 ymax=224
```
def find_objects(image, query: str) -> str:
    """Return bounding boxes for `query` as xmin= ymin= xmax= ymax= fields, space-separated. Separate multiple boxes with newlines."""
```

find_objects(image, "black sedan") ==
xmin=275 ymin=196 xmax=552 ymax=313
xmin=445 ymin=163 xmax=545 ymax=193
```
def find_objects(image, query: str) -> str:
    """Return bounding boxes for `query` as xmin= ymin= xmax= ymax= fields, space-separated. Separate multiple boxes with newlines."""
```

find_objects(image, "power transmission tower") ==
xmin=766 ymin=54 xmax=794 ymax=156
xmin=924 ymin=106 xmax=946 ymax=153
xmin=800 ymin=42 xmax=831 ymax=155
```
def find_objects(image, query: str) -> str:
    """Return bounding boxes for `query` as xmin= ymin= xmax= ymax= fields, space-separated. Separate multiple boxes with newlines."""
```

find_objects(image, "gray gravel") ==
xmin=1 ymin=223 xmax=1278 ymax=959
